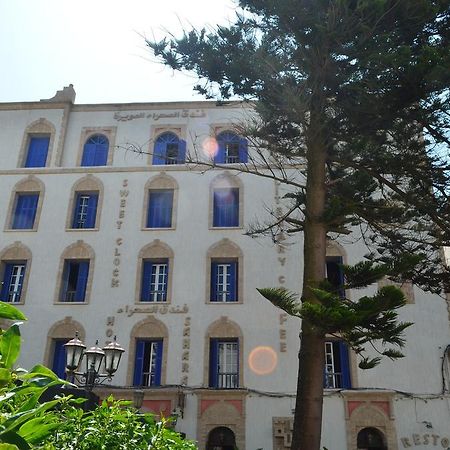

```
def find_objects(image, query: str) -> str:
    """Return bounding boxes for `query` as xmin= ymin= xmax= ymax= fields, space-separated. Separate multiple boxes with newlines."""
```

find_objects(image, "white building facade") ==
xmin=1 ymin=86 xmax=450 ymax=450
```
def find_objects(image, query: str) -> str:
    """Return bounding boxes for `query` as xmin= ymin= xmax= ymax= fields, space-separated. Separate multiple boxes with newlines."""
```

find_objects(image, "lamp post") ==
xmin=64 ymin=332 xmax=125 ymax=391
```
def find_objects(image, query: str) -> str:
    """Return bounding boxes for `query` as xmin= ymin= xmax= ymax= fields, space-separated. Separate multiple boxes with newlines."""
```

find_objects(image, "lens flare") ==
xmin=248 ymin=346 xmax=278 ymax=376
xmin=202 ymin=137 xmax=219 ymax=159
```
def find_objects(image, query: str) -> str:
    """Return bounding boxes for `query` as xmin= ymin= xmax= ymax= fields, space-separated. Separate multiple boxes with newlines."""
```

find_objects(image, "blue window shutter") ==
xmin=213 ymin=191 xmax=221 ymax=227
xmin=154 ymin=340 xmax=163 ymax=386
xmin=209 ymin=339 xmax=219 ymax=387
xmin=228 ymin=262 xmax=237 ymax=302
xmin=211 ymin=262 xmax=218 ymax=302
xmin=153 ymin=140 xmax=166 ymax=165
xmin=214 ymin=141 xmax=226 ymax=163
xmin=25 ymin=137 xmax=50 ymax=167
xmin=75 ymin=262 xmax=89 ymax=302
xmin=141 ymin=261 xmax=152 ymax=301
xmin=133 ymin=340 xmax=145 ymax=386
xmin=93 ymin=143 xmax=108 ymax=166
xmin=0 ymin=264 xmax=13 ymax=301
xmin=339 ymin=342 xmax=351 ymax=388
xmin=230 ymin=189 xmax=239 ymax=226
xmin=81 ymin=144 xmax=96 ymax=166
xmin=52 ymin=340 xmax=67 ymax=379
xmin=238 ymin=138 xmax=248 ymax=163
xmin=85 ymin=194 xmax=98 ymax=228
xmin=13 ymin=194 xmax=39 ymax=229
xmin=178 ymin=140 xmax=187 ymax=164
xmin=72 ymin=194 xmax=82 ymax=228
xmin=148 ymin=191 xmax=173 ymax=228
xmin=61 ymin=262 xmax=70 ymax=301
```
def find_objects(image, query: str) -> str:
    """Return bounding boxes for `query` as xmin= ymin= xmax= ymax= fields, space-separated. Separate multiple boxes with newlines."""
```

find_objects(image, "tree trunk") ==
xmin=291 ymin=104 xmax=328 ymax=450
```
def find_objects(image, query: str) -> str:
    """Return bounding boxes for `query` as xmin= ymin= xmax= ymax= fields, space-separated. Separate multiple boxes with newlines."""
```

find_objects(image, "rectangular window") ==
xmin=11 ymin=194 xmax=39 ymax=229
xmin=213 ymin=188 xmax=239 ymax=227
xmin=72 ymin=193 xmax=99 ymax=229
xmin=225 ymin=142 xmax=240 ymax=163
xmin=326 ymin=256 xmax=345 ymax=298
xmin=147 ymin=190 xmax=173 ymax=228
xmin=0 ymin=263 xmax=26 ymax=303
xmin=209 ymin=339 xmax=239 ymax=389
xmin=24 ymin=136 xmax=50 ymax=168
xmin=211 ymin=260 xmax=237 ymax=302
xmin=51 ymin=339 xmax=67 ymax=379
xmin=141 ymin=260 xmax=168 ymax=302
xmin=133 ymin=339 xmax=163 ymax=386
xmin=60 ymin=260 xmax=89 ymax=302
xmin=324 ymin=341 xmax=351 ymax=389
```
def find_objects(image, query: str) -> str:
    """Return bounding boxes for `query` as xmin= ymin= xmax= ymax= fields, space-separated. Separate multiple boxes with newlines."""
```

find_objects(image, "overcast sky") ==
xmin=0 ymin=0 xmax=236 ymax=104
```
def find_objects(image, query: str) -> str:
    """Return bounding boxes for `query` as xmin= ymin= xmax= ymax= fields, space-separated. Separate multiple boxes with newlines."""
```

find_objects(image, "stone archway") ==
xmin=206 ymin=426 xmax=236 ymax=450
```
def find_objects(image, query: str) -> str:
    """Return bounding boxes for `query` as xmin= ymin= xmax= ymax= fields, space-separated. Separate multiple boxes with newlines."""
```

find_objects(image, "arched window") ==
xmin=19 ymin=118 xmax=55 ymax=168
xmin=55 ymin=241 xmax=95 ymax=303
xmin=152 ymin=132 xmax=186 ymax=165
xmin=6 ymin=176 xmax=45 ymax=231
xmin=0 ymin=243 xmax=32 ymax=304
xmin=129 ymin=317 xmax=168 ymax=386
xmin=205 ymin=317 xmax=243 ymax=389
xmin=357 ymin=427 xmax=387 ymax=450
xmin=81 ymin=134 xmax=109 ymax=166
xmin=215 ymin=131 xmax=248 ymax=164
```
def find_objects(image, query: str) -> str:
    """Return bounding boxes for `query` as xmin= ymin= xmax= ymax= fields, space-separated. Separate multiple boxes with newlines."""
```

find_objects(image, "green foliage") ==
xmin=258 ymin=260 xmax=413 ymax=369
xmin=44 ymin=396 xmax=196 ymax=450
xmin=0 ymin=304 xmax=196 ymax=450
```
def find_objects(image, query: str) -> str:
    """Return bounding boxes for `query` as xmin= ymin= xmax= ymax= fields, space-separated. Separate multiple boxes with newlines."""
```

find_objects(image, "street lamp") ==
xmin=65 ymin=332 xmax=125 ymax=391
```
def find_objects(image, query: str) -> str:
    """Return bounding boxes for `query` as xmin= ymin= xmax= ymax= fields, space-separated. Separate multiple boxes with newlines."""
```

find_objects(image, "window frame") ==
xmin=0 ymin=261 xmax=26 ymax=304
xmin=5 ymin=177 xmax=45 ymax=232
xmin=18 ymin=119 xmax=55 ymax=169
xmin=324 ymin=340 xmax=351 ymax=389
xmin=209 ymin=338 xmax=239 ymax=389
xmin=23 ymin=135 xmax=51 ymax=168
xmin=212 ymin=187 xmax=240 ymax=228
xmin=152 ymin=131 xmax=186 ymax=166
xmin=140 ymin=259 xmax=169 ymax=302
xmin=146 ymin=189 xmax=174 ymax=229
xmin=59 ymin=260 xmax=90 ymax=303
xmin=215 ymin=131 xmax=248 ymax=164
xmin=71 ymin=192 xmax=99 ymax=229
xmin=81 ymin=134 xmax=109 ymax=167
xmin=77 ymin=128 xmax=116 ymax=167
xmin=210 ymin=259 xmax=238 ymax=302
xmin=133 ymin=338 xmax=164 ymax=387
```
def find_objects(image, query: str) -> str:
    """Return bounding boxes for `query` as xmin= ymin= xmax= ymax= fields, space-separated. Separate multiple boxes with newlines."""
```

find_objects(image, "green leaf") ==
xmin=0 ymin=368 xmax=12 ymax=386
xmin=0 ymin=444 xmax=20 ymax=450
xmin=18 ymin=418 xmax=60 ymax=444
xmin=0 ymin=325 xmax=21 ymax=369
xmin=0 ymin=303 xmax=26 ymax=321
xmin=358 ymin=357 xmax=382 ymax=370
xmin=257 ymin=287 xmax=301 ymax=316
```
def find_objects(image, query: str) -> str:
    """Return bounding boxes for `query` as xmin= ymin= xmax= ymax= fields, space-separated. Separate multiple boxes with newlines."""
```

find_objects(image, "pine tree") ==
xmin=147 ymin=1 xmax=450 ymax=448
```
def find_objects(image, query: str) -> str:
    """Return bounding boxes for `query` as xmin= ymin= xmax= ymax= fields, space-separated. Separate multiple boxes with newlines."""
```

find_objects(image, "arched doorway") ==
xmin=206 ymin=426 xmax=236 ymax=450
xmin=357 ymin=427 xmax=387 ymax=450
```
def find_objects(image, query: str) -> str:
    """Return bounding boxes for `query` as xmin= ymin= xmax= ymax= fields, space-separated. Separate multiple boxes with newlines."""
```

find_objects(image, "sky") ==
xmin=0 ymin=0 xmax=237 ymax=104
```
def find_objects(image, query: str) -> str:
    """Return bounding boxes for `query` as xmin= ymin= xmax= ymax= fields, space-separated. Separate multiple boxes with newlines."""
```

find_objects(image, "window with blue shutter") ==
xmin=24 ymin=136 xmax=50 ymax=167
xmin=133 ymin=339 xmax=163 ymax=386
xmin=209 ymin=339 xmax=239 ymax=389
xmin=81 ymin=134 xmax=109 ymax=167
xmin=326 ymin=256 xmax=345 ymax=298
xmin=0 ymin=262 xmax=26 ymax=303
xmin=72 ymin=193 xmax=99 ymax=228
xmin=60 ymin=260 xmax=89 ymax=302
xmin=152 ymin=132 xmax=186 ymax=165
xmin=52 ymin=339 xmax=68 ymax=379
xmin=12 ymin=194 xmax=39 ymax=229
xmin=147 ymin=190 xmax=173 ymax=228
xmin=211 ymin=260 xmax=238 ymax=302
xmin=213 ymin=188 xmax=239 ymax=227
xmin=215 ymin=132 xmax=248 ymax=164
xmin=141 ymin=260 xmax=168 ymax=302
xmin=324 ymin=341 xmax=351 ymax=389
